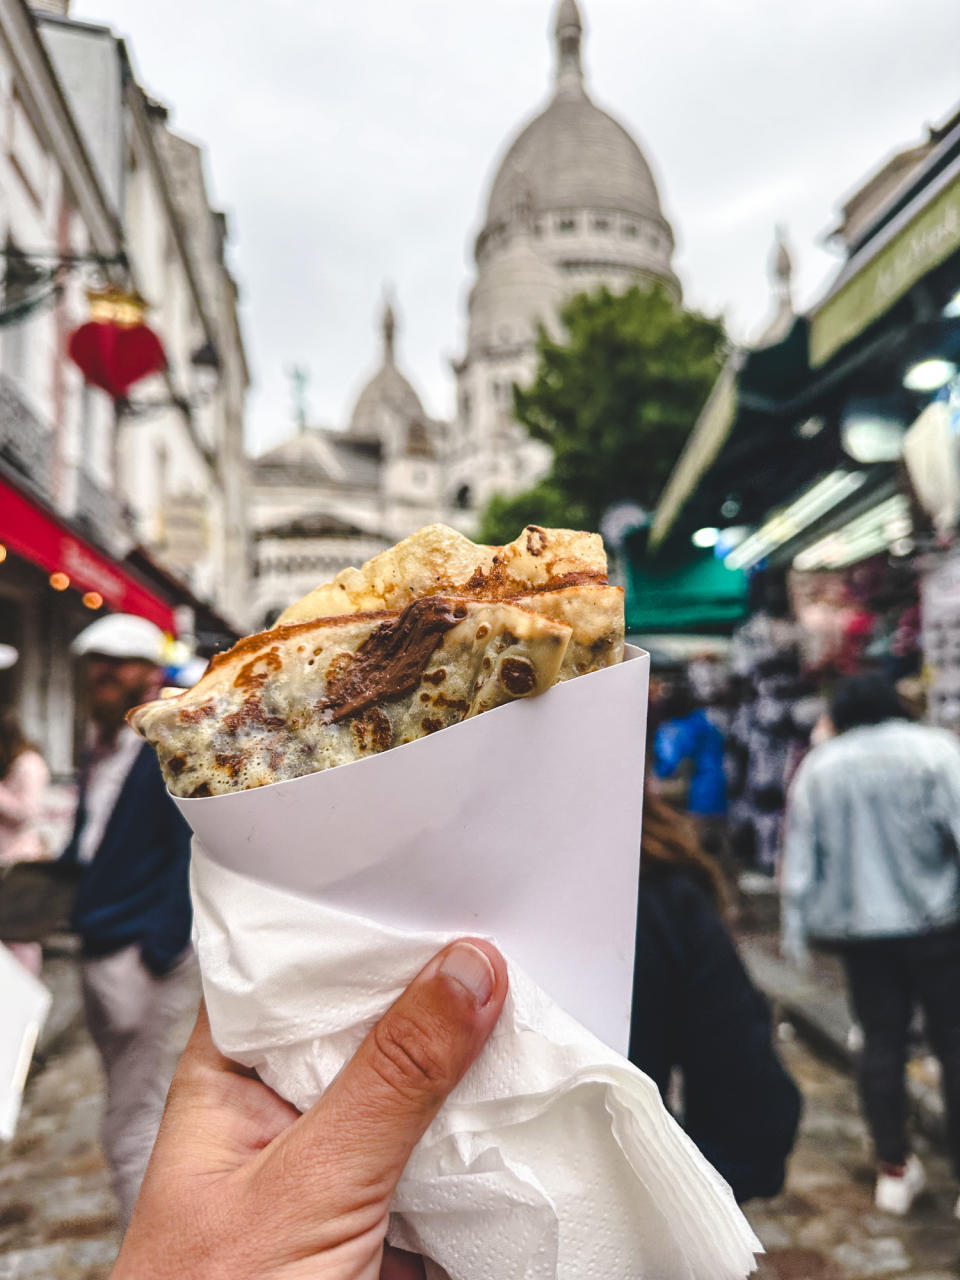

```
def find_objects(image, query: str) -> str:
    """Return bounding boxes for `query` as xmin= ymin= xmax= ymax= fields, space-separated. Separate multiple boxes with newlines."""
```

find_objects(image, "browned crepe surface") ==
xmin=130 ymin=525 xmax=625 ymax=796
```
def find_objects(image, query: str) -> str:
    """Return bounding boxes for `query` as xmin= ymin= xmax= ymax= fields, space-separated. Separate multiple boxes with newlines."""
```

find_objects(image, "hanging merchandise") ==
xmin=903 ymin=383 xmax=960 ymax=537
xmin=67 ymin=286 xmax=166 ymax=400
xmin=922 ymin=555 xmax=960 ymax=731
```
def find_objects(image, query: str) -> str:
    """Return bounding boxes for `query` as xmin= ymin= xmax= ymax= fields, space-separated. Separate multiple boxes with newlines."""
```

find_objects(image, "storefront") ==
xmin=650 ymin=107 xmax=960 ymax=686
xmin=646 ymin=107 xmax=960 ymax=868
xmin=0 ymin=473 xmax=177 ymax=775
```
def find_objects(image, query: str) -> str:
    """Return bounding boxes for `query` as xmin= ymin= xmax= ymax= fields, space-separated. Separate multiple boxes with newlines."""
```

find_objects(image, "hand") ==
xmin=111 ymin=938 xmax=508 ymax=1280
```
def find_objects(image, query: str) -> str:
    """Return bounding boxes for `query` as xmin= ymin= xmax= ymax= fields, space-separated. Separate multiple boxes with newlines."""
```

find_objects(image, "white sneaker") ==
xmin=874 ymin=1154 xmax=926 ymax=1215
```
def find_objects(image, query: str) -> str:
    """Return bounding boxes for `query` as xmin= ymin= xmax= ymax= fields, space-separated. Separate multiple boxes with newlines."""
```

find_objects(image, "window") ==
xmin=533 ymin=223 xmax=543 ymax=237
xmin=1 ymin=242 xmax=34 ymax=386
xmin=155 ymin=442 xmax=169 ymax=507
xmin=593 ymin=217 xmax=610 ymax=233
xmin=455 ymin=484 xmax=472 ymax=510
xmin=622 ymin=223 xmax=639 ymax=239
xmin=459 ymin=390 xmax=471 ymax=422
xmin=555 ymin=217 xmax=577 ymax=234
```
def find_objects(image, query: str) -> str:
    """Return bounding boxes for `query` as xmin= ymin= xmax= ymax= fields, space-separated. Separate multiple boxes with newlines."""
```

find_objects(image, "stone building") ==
xmin=249 ymin=0 xmax=679 ymax=627
xmin=0 ymin=0 xmax=248 ymax=773
xmin=250 ymin=301 xmax=447 ymax=627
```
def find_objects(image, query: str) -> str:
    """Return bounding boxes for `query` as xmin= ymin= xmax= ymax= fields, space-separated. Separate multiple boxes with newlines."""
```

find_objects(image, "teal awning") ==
xmin=624 ymin=548 xmax=748 ymax=634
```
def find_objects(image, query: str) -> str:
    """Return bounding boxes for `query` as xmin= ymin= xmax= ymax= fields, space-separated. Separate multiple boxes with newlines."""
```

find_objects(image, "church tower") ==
xmin=449 ymin=0 xmax=679 ymax=519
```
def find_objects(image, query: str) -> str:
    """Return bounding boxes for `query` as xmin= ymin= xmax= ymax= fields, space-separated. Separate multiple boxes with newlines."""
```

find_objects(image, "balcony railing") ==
xmin=74 ymin=468 xmax=135 ymax=556
xmin=0 ymin=374 xmax=55 ymax=500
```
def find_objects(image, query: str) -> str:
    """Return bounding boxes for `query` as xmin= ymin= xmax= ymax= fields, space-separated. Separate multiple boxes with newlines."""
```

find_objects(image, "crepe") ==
xmin=130 ymin=524 xmax=625 ymax=797
xmin=277 ymin=524 xmax=622 ymax=680
xmin=130 ymin=597 xmax=571 ymax=797
xmin=275 ymin=524 xmax=608 ymax=623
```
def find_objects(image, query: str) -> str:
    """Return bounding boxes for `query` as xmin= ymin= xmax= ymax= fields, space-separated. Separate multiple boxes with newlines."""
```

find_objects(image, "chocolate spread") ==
xmin=319 ymin=597 xmax=465 ymax=724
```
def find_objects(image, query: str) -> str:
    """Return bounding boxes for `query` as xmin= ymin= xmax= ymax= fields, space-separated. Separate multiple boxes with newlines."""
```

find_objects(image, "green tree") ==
xmin=478 ymin=284 xmax=725 ymax=543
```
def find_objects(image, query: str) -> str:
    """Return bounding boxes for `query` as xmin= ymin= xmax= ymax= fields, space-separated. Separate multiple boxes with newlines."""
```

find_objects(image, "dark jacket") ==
xmin=629 ymin=867 xmax=801 ymax=1202
xmin=62 ymin=743 xmax=192 ymax=976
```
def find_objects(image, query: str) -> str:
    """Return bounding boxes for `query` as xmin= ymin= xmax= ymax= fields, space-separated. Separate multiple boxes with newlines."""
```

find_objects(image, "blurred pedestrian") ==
xmin=782 ymin=674 xmax=960 ymax=1217
xmin=0 ymin=707 xmax=51 ymax=975
xmin=630 ymin=782 xmax=801 ymax=1202
xmin=61 ymin=614 xmax=195 ymax=1229
xmin=653 ymin=683 xmax=727 ymax=820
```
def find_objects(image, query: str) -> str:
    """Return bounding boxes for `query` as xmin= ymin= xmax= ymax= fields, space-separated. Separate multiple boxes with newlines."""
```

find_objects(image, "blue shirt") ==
xmin=654 ymin=710 xmax=728 ymax=817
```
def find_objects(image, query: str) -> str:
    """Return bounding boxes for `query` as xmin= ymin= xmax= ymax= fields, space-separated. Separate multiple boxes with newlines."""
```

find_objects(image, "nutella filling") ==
xmin=319 ymin=597 xmax=465 ymax=724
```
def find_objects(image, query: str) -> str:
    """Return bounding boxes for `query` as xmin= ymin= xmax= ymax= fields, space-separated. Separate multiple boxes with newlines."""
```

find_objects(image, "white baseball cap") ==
xmin=70 ymin=613 xmax=167 ymax=664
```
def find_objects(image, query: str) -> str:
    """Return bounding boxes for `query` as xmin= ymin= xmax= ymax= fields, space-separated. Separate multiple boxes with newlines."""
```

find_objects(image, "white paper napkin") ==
xmin=192 ymin=849 xmax=760 ymax=1279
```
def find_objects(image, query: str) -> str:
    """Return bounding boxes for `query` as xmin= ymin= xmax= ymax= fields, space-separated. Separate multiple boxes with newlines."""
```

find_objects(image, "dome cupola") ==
xmin=479 ymin=0 xmax=673 ymax=260
xmin=348 ymin=297 xmax=426 ymax=441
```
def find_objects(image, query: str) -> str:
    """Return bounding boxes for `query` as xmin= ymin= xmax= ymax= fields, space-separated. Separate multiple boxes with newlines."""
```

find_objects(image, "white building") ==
xmin=0 ymin=0 xmax=248 ymax=773
xmin=250 ymin=0 xmax=679 ymax=628
xmin=38 ymin=6 xmax=249 ymax=625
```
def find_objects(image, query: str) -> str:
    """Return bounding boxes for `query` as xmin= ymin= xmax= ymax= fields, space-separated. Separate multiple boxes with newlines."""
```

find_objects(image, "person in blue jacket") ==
xmin=652 ymin=682 xmax=728 ymax=819
xmin=62 ymin=613 xmax=195 ymax=1228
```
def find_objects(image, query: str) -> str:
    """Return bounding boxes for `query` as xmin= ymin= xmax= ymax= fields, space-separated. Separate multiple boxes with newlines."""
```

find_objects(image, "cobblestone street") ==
xmin=1 ymin=1013 xmax=959 ymax=1278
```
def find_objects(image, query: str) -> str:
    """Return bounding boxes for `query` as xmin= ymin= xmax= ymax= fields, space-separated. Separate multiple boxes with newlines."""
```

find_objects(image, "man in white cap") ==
xmin=62 ymin=613 xmax=196 ymax=1229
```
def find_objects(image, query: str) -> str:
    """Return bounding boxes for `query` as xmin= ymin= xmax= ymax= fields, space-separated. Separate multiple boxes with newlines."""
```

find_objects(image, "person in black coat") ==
xmin=629 ymin=784 xmax=801 ymax=1203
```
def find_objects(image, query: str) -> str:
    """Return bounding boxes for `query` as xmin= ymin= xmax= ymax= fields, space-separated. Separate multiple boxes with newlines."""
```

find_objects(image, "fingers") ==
xmin=155 ymin=1001 xmax=300 ymax=1165
xmin=381 ymin=1246 xmax=428 ymax=1279
xmin=264 ymin=939 xmax=507 ymax=1223
xmin=179 ymin=1001 xmax=244 ymax=1075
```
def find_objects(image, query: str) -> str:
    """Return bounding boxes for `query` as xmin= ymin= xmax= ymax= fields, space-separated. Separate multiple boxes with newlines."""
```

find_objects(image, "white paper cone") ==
xmin=0 ymin=943 xmax=51 ymax=1141
xmin=178 ymin=648 xmax=761 ymax=1277
xmin=179 ymin=646 xmax=651 ymax=1052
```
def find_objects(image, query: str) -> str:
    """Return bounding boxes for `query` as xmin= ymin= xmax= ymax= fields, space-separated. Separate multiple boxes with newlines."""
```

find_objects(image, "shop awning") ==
xmin=810 ymin=162 xmax=960 ymax=367
xmin=648 ymin=319 xmax=813 ymax=551
xmin=0 ymin=475 xmax=177 ymax=631
xmin=624 ymin=546 xmax=748 ymax=635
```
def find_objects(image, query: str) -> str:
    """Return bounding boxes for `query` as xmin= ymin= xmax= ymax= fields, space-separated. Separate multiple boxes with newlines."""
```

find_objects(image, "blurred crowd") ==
xmin=645 ymin=570 xmax=960 ymax=1220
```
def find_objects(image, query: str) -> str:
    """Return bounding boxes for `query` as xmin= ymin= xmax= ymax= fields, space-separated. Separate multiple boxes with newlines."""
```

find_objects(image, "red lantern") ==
xmin=67 ymin=287 xmax=167 ymax=400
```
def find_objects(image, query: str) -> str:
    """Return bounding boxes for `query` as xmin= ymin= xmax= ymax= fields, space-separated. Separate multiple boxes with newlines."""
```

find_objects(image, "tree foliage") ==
xmin=477 ymin=284 xmax=725 ymax=544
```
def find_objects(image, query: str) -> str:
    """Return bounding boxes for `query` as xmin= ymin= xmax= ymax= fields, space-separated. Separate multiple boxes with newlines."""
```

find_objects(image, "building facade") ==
xmin=0 ymin=0 xmax=247 ymax=773
xmin=249 ymin=0 xmax=678 ymax=628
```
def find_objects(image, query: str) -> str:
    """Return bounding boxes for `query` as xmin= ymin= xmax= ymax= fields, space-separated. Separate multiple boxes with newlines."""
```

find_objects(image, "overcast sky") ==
xmin=73 ymin=0 xmax=960 ymax=456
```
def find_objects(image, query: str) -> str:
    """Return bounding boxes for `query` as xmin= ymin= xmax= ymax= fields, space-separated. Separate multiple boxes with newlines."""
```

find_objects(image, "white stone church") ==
xmin=249 ymin=0 xmax=679 ymax=629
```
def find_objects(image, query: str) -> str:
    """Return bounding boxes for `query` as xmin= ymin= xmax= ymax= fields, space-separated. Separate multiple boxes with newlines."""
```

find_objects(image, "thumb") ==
xmin=261 ymin=939 xmax=507 ymax=1228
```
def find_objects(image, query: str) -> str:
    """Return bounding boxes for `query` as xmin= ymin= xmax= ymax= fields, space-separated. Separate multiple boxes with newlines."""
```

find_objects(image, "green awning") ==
xmin=811 ymin=167 xmax=960 ymax=367
xmin=624 ymin=548 xmax=748 ymax=634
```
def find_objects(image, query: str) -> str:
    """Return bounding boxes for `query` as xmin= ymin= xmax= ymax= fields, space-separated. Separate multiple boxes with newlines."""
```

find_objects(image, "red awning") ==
xmin=0 ymin=476 xmax=177 ymax=632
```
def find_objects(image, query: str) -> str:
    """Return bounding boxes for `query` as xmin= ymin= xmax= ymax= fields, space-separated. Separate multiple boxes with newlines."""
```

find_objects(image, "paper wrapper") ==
xmin=178 ymin=648 xmax=761 ymax=1278
xmin=0 ymin=942 xmax=51 ymax=1140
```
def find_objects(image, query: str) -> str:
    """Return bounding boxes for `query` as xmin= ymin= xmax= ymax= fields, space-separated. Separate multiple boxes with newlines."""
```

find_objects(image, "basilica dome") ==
xmin=480 ymin=0 xmax=670 ymax=247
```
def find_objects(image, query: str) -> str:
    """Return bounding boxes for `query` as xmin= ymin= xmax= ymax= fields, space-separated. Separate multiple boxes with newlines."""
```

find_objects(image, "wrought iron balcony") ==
xmin=0 ymin=373 xmax=55 ymax=500
xmin=74 ymin=468 xmax=134 ymax=556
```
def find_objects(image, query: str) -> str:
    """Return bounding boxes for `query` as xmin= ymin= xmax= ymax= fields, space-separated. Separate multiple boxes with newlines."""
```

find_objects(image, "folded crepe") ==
xmin=129 ymin=525 xmax=624 ymax=797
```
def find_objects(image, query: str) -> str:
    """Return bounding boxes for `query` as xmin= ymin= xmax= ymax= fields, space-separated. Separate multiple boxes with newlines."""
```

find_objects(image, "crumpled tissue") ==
xmin=192 ymin=848 xmax=761 ymax=1280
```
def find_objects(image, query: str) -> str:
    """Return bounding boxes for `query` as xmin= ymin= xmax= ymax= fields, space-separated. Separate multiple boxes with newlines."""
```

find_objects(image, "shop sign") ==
xmin=811 ymin=170 xmax=960 ymax=368
xmin=160 ymin=493 xmax=209 ymax=569
xmin=0 ymin=476 xmax=175 ymax=631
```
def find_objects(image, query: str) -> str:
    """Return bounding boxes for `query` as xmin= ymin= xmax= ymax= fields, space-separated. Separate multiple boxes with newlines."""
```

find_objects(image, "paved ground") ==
xmin=751 ymin=1027 xmax=959 ymax=1279
xmin=0 ymin=982 xmax=198 ymax=1280
xmin=2 ymin=1005 xmax=959 ymax=1279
